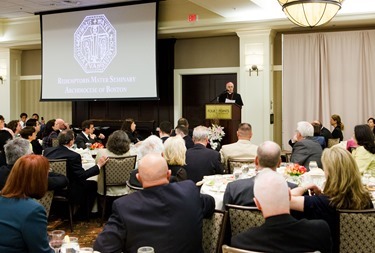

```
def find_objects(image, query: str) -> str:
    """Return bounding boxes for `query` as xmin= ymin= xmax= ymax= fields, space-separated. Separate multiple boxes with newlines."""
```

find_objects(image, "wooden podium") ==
xmin=205 ymin=103 xmax=242 ymax=145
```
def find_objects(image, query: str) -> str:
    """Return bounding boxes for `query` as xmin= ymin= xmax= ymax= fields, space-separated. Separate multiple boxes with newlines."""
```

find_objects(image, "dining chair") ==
xmin=36 ymin=190 xmax=54 ymax=218
xmin=99 ymin=155 xmax=137 ymax=225
xmin=338 ymin=208 xmax=375 ymax=253
xmin=227 ymin=158 xmax=255 ymax=174
xmin=222 ymin=245 xmax=261 ymax=253
xmin=51 ymin=138 xmax=59 ymax=147
xmin=327 ymin=138 xmax=340 ymax=148
xmin=202 ymin=209 xmax=228 ymax=253
xmin=225 ymin=204 xmax=264 ymax=237
xmin=125 ymin=180 xmax=143 ymax=194
xmin=49 ymin=158 xmax=74 ymax=232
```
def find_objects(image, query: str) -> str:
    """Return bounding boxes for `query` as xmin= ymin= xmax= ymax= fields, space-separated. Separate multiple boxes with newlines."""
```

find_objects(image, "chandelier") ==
xmin=278 ymin=0 xmax=344 ymax=28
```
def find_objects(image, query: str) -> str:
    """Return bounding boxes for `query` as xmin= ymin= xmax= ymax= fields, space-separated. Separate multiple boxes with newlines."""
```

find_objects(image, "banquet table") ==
xmin=73 ymin=148 xmax=98 ymax=181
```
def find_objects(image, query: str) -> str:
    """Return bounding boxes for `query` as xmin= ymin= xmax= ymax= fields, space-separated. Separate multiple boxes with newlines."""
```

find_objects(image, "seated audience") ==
xmin=0 ymin=138 xmax=68 ymax=191
xmin=0 ymin=154 xmax=53 ymax=253
xmin=174 ymin=124 xmax=194 ymax=149
xmin=42 ymin=119 xmax=59 ymax=149
xmin=223 ymin=141 xmax=297 ymax=208
xmin=121 ymin=118 xmax=141 ymax=144
xmin=163 ymin=135 xmax=188 ymax=182
xmin=184 ymin=126 xmax=223 ymax=183
xmin=351 ymin=124 xmax=375 ymax=174
xmin=330 ymin=114 xmax=344 ymax=141
xmin=43 ymin=130 xmax=108 ymax=218
xmin=75 ymin=120 xmax=105 ymax=149
xmin=19 ymin=112 xmax=28 ymax=128
xmin=311 ymin=122 xmax=326 ymax=149
xmin=55 ymin=118 xmax=70 ymax=131
xmin=0 ymin=115 xmax=14 ymax=136
xmin=0 ymin=130 xmax=12 ymax=167
xmin=290 ymin=121 xmax=323 ymax=170
xmin=220 ymin=123 xmax=258 ymax=172
xmin=7 ymin=120 xmax=21 ymax=137
xmin=232 ymin=169 xmax=332 ymax=253
xmin=19 ymin=126 xmax=37 ymax=154
xmin=25 ymin=118 xmax=43 ymax=154
xmin=93 ymin=153 xmax=215 ymax=253
xmin=290 ymin=146 xmax=373 ymax=253
xmin=158 ymin=120 xmax=172 ymax=143
xmin=96 ymin=130 xmax=132 ymax=196
xmin=312 ymin=120 xmax=332 ymax=145
xmin=128 ymin=135 xmax=164 ymax=187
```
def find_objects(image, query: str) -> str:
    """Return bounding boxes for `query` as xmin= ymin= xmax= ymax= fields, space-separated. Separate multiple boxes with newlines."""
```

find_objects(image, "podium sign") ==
xmin=205 ymin=104 xmax=232 ymax=120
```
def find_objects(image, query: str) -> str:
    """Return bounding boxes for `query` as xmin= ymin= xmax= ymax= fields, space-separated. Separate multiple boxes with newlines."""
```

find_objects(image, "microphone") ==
xmin=220 ymin=89 xmax=228 ymax=95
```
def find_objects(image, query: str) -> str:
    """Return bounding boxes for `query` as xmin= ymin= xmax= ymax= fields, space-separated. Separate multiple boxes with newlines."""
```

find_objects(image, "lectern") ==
xmin=205 ymin=103 xmax=241 ymax=145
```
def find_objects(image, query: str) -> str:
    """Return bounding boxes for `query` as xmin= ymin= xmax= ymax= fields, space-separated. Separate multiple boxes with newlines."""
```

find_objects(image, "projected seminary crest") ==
xmin=74 ymin=14 xmax=117 ymax=73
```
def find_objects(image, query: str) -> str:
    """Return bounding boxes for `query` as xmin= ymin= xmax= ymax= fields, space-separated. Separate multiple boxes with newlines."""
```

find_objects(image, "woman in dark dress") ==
xmin=163 ymin=135 xmax=187 ymax=182
xmin=330 ymin=114 xmax=344 ymax=141
xmin=41 ymin=119 xmax=59 ymax=149
xmin=290 ymin=147 xmax=373 ymax=253
xmin=121 ymin=118 xmax=141 ymax=144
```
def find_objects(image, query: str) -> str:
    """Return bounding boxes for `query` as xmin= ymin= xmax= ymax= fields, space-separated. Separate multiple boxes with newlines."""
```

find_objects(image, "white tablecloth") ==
xmin=200 ymin=175 xmax=235 ymax=210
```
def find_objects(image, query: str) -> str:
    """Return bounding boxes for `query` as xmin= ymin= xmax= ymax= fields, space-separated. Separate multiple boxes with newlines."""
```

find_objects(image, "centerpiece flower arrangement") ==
xmin=285 ymin=163 xmax=307 ymax=176
xmin=208 ymin=124 xmax=225 ymax=150
xmin=90 ymin=142 xmax=104 ymax=150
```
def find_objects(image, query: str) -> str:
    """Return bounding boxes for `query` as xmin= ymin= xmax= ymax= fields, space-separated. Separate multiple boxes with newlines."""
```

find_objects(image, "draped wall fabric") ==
xmin=282 ymin=30 xmax=375 ymax=150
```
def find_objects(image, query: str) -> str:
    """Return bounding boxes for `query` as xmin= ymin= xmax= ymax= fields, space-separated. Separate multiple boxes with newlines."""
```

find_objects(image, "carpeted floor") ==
xmin=48 ymin=217 xmax=104 ymax=248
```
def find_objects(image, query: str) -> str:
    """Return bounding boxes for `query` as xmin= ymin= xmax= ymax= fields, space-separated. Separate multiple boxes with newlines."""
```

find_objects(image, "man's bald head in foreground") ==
xmin=254 ymin=169 xmax=290 ymax=218
xmin=136 ymin=153 xmax=171 ymax=188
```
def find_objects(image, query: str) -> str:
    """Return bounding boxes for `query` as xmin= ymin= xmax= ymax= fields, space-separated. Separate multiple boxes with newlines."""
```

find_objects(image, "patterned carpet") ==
xmin=48 ymin=217 xmax=104 ymax=248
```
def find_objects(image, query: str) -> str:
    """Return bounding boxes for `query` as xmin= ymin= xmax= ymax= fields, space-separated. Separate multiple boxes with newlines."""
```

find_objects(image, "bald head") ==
xmin=137 ymin=153 xmax=170 ymax=188
xmin=55 ymin=118 xmax=68 ymax=130
xmin=254 ymin=169 xmax=290 ymax=218
xmin=256 ymin=141 xmax=281 ymax=170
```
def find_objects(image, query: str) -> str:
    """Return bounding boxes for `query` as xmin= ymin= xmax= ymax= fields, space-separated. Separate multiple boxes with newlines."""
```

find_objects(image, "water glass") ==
xmin=309 ymin=161 xmax=318 ymax=170
xmin=138 ymin=246 xmax=155 ymax=253
xmin=79 ymin=247 xmax=93 ymax=253
xmin=49 ymin=230 xmax=65 ymax=253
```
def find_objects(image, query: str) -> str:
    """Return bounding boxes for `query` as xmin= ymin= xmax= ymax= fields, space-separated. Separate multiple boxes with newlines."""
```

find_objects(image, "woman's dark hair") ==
xmin=121 ymin=118 xmax=135 ymax=133
xmin=20 ymin=126 xmax=36 ymax=139
xmin=7 ymin=120 xmax=19 ymax=133
xmin=1 ymin=154 xmax=49 ymax=199
xmin=354 ymin=124 xmax=375 ymax=154
xmin=42 ymin=119 xmax=56 ymax=138
xmin=106 ymin=130 xmax=130 ymax=155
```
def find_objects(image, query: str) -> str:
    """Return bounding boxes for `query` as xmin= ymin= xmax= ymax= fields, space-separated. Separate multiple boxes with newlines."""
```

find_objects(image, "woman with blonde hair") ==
xmin=0 ymin=154 xmax=52 ymax=252
xmin=290 ymin=146 xmax=373 ymax=253
xmin=163 ymin=135 xmax=187 ymax=182
xmin=330 ymin=114 xmax=344 ymax=141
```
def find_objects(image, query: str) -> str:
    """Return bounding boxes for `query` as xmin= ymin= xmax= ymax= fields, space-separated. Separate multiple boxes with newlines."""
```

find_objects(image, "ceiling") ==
xmin=1 ymin=0 xmax=375 ymax=48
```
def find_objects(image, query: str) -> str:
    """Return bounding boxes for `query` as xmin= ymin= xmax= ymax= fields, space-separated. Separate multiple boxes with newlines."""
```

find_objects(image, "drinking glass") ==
xmin=61 ymin=237 xmax=79 ymax=253
xmin=49 ymin=230 xmax=65 ymax=253
xmin=309 ymin=161 xmax=318 ymax=170
xmin=137 ymin=246 xmax=155 ymax=253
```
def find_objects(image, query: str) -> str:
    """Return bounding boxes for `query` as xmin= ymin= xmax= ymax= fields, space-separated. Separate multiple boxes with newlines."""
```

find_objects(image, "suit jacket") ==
xmin=43 ymin=145 xmax=99 ymax=202
xmin=184 ymin=144 xmax=224 ymax=183
xmin=218 ymin=92 xmax=244 ymax=106
xmin=220 ymin=140 xmax=258 ymax=171
xmin=231 ymin=214 xmax=332 ymax=253
xmin=183 ymin=135 xmax=194 ymax=149
xmin=75 ymin=132 xmax=96 ymax=149
xmin=290 ymin=137 xmax=323 ymax=170
xmin=93 ymin=180 xmax=215 ymax=253
xmin=223 ymin=176 xmax=297 ymax=209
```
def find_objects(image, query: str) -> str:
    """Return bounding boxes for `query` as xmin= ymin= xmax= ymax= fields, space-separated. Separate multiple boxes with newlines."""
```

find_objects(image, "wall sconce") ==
xmin=245 ymin=43 xmax=263 ymax=77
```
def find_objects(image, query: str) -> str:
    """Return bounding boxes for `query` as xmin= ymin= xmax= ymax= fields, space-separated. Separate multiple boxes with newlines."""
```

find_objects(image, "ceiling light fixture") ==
xmin=278 ymin=0 xmax=344 ymax=28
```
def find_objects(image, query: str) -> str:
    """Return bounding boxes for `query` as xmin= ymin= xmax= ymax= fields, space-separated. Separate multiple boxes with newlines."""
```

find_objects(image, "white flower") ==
xmin=208 ymin=124 xmax=225 ymax=149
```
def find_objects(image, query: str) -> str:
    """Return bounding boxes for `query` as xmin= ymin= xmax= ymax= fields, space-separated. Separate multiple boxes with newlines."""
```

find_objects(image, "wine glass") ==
xmin=49 ymin=230 xmax=65 ymax=253
xmin=138 ymin=246 xmax=155 ymax=253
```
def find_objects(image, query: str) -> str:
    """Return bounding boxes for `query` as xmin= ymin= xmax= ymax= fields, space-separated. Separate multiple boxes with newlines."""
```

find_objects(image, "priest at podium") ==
xmin=218 ymin=81 xmax=244 ymax=106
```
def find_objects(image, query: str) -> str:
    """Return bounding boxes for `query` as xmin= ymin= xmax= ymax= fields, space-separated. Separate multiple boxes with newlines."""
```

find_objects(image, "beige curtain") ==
xmin=282 ymin=30 xmax=375 ymax=150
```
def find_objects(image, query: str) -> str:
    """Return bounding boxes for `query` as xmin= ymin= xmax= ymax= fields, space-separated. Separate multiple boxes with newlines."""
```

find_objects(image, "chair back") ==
xmin=202 ymin=210 xmax=228 ymax=253
xmin=222 ymin=245 xmax=261 ymax=253
xmin=327 ymin=138 xmax=340 ymax=148
xmin=227 ymin=158 xmax=255 ymax=174
xmin=225 ymin=204 xmax=264 ymax=237
xmin=103 ymin=156 xmax=137 ymax=189
xmin=125 ymin=180 xmax=143 ymax=194
xmin=49 ymin=159 xmax=67 ymax=176
xmin=51 ymin=138 xmax=59 ymax=147
xmin=36 ymin=190 xmax=54 ymax=218
xmin=338 ymin=209 xmax=375 ymax=253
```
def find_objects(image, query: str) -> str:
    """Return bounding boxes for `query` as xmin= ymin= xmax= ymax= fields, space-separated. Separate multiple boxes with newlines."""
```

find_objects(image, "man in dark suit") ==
xmin=231 ymin=169 xmax=332 ymax=253
xmin=44 ymin=130 xmax=108 ymax=217
xmin=223 ymin=141 xmax=297 ymax=208
xmin=313 ymin=120 xmax=333 ymax=146
xmin=93 ymin=153 xmax=215 ymax=253
xmin=74 ymin=120 xmax=105 ymax=149
xmin=158 ymin=120 xmax=172 ymax=143
xmin=175 ymin=124 xmax=194 ymax=149
xmin=218 ymin=81 xmax=244 ymax=106
xmin=184 ymin=126 xmax=224 ymax=183
xmin=290 ymin=121 xmax=323 ymax=170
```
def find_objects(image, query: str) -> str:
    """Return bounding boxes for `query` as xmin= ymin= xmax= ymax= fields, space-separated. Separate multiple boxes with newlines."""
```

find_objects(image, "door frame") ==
xmin=173 ymin=67 xmax=240 ymax=122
